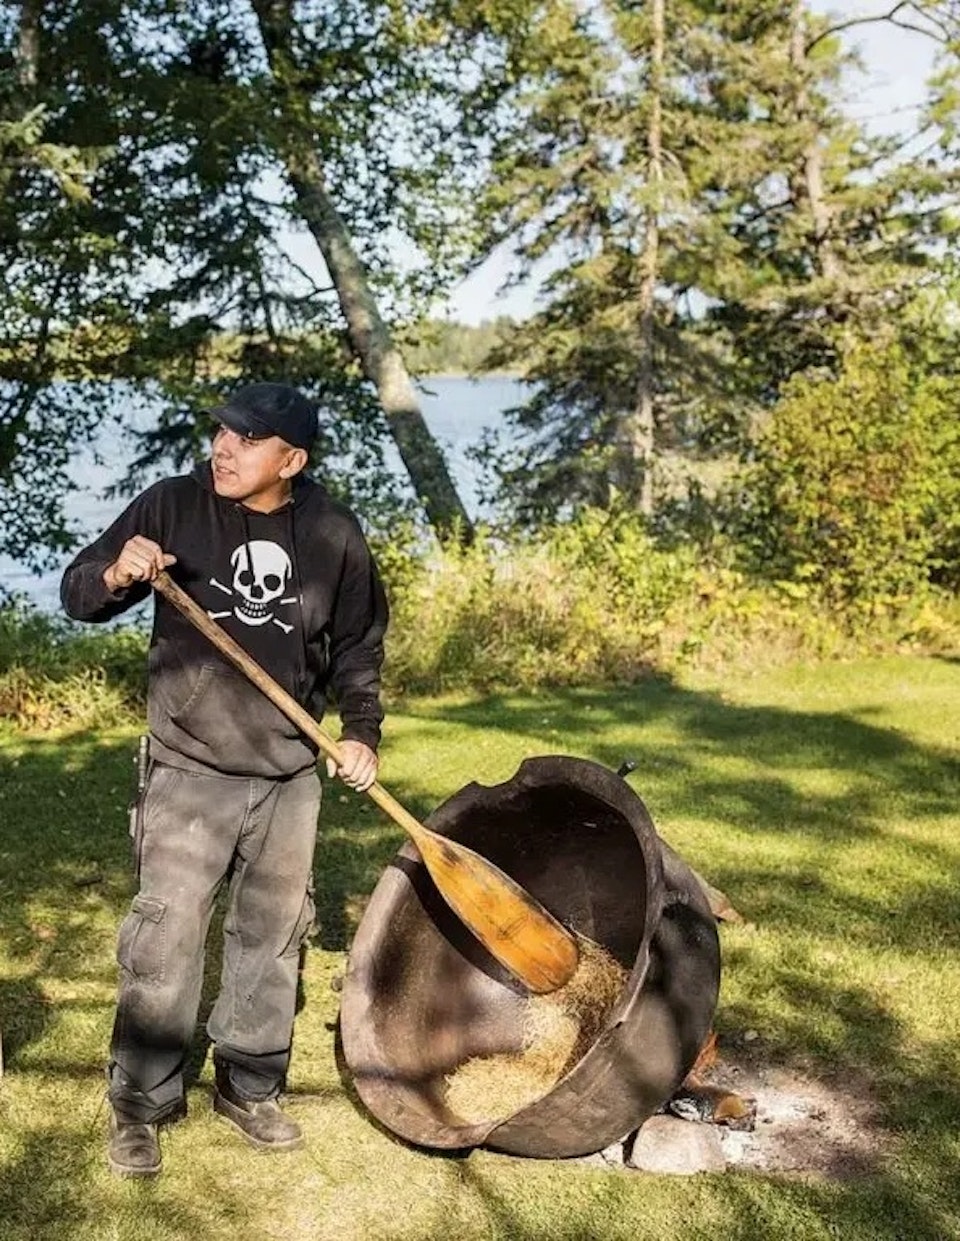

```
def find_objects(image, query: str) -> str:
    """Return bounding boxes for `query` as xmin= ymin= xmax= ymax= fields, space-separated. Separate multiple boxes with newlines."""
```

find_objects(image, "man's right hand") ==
xmin=104 ymin=537 xmax=177 ymax=592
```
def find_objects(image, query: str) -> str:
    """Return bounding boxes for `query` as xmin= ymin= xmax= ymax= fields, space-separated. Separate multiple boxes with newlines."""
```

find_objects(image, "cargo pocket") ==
xmin=116 ymin=894 xmax=167 ymax=983
xmin=281 ymin=883 xmax=317 ymax=958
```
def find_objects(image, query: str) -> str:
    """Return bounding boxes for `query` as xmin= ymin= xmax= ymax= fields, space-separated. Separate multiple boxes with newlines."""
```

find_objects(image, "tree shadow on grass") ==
xmin=0 ymin=729 xmax=313 ymax=1087
xmin=313 ymin=816 xmax=404 ymax=951
xmin=442 ymin=1154 xmax=957 ymax=1241
xmin=330 ymin=671 xmax=960 ymax=1238
xmin=0 ymin=976 xmax=53 ymax=1065
xmin=0 ymin=730 xmax=137 ymax=1073
xmin=0 ymin=1125 xmax=222 ymax=1241
xmin=2 ymin=665 xmax=959 ymax=1240
xmin=394 ymin=677 xmax=960 ymax=929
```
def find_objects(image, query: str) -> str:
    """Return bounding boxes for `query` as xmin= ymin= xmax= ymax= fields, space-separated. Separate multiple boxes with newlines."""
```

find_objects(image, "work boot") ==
xmin=107 ymin=1115 xmax=162 ymax=1178
xmin=212 ymin=1067 xmax=303 ymax=1152
xmin=106 ymin=1099 xmax=186 ymax=1178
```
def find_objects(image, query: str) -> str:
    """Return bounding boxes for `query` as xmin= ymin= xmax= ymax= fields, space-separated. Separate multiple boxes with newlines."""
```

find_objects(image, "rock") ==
xmin=598 ymin=1138 xmax=627 ymax=1167
xmin=626 ymin=1116 xmax=727 ymax=1175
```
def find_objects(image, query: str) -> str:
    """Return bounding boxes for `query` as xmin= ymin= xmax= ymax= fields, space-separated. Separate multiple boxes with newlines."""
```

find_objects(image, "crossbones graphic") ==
xmin=208 ymin=541 xmax=297 ymax=634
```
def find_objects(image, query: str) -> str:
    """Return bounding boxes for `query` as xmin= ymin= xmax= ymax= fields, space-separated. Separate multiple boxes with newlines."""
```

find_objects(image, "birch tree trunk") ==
xmin=250 ymin=0 xmax=474 ymax=543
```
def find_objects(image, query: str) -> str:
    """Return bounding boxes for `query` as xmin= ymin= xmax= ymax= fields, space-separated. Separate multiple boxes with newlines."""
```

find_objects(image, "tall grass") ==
xmin=380 ymin=517 xmax=960 ymax=694
xmin=0 ymin=599 xmax=146 ymax=729
xmin=3 ymin=514 xmax=958 ymax=729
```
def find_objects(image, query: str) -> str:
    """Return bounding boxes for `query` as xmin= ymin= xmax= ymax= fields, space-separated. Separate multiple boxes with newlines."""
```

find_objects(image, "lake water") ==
xmin=1 ymin=376 xmax=525 ymax=614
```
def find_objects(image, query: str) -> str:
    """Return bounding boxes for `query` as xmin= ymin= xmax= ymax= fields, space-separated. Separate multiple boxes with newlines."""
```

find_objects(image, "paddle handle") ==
xmin=152 ymin=571 xmax=426 ymax=844
xmin=153 ymin=570 xmax=581 ymax=993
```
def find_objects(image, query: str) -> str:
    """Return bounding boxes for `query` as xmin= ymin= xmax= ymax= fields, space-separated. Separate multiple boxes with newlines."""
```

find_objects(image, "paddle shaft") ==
xmin=150 ymin=572 xmax=580 ymax=993
xmin=152 ymin=572 xmax=429 ymax=843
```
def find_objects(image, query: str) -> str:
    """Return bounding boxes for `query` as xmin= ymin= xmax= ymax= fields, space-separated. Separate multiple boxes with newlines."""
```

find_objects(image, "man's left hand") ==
xmin=325 ymin=740 xmax=378 ymax=792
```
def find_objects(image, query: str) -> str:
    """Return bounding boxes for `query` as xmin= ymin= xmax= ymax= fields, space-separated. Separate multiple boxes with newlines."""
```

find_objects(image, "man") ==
xmin=60 ymin=382 xmax=388 ymax=1177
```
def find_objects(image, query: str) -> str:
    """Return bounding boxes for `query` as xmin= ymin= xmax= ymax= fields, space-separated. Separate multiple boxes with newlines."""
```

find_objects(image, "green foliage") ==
xmin=382 ymin=516 xmax=687 ymax=692
xmin=470 ymin=2 xmax=960 ymax=525
xmin=2 ymin=519 xmax=958 ymax=728
xmin=2 ymin=0 xmax=540 ymax=563
xmin=382 ymin=511 xmax=960 ymax=694
xmin=7 ymin=498 xmax=960 ymax=729
xmin=0 ymin=534 xmax=683 ymax=724
xmin=0 ymin=598 xmax=146 ymax=729
xmin=5 ymin=1 xmax=960 ymax=565
xmin=0 ymin=14 xmax=126 ymax=566
xmin=0 ymin=102 xmax=98 ymax=201
xmin=733 ymin=336 xmax=960 ymax=603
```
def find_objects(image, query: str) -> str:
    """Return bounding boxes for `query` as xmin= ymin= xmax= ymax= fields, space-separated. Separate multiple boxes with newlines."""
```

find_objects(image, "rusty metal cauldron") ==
xmin=339 ymin=756 xmax=721 ymax=1158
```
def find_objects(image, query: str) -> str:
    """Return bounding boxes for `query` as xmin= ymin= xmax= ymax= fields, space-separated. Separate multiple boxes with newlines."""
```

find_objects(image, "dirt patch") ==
xmin=700 ymin=1049 xmax=891 ymax=1178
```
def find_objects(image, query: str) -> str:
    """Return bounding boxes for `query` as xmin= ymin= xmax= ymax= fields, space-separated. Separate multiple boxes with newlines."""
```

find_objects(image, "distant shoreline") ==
xmin=414 ymin=369 xmax=525 ymax=381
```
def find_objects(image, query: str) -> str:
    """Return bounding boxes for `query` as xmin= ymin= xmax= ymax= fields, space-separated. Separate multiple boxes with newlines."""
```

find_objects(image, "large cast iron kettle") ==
xmin=339 ymin=756 xmax=721 ymax=1158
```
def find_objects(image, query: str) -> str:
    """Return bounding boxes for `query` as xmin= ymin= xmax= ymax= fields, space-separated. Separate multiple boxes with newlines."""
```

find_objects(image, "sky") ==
xmin=442 ymin=0 xmax=942 ymax=324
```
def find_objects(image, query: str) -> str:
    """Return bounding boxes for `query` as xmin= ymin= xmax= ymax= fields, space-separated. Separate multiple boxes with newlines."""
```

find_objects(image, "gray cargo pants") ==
xmin=108 ymin=761 xmax=320 ymax=1123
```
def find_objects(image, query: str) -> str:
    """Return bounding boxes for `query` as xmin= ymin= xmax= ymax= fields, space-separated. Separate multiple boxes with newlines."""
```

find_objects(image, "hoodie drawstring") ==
xmin=287 ymin=503 xmax=309 ymax=702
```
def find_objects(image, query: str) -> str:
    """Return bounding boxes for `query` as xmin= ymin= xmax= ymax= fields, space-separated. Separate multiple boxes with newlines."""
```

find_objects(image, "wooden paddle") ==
xmin=152 ymin=571 xmax=579 ymax=994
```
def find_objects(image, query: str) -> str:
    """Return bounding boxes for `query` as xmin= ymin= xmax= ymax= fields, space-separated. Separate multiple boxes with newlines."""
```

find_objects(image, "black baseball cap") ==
xmin=210 ymin=382 xmax=318 ymax=451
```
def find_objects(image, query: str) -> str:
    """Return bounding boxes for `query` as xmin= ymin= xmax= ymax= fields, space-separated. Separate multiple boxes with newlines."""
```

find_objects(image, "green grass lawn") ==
xmin=1 ymin=655 xmax=958 ymax=1240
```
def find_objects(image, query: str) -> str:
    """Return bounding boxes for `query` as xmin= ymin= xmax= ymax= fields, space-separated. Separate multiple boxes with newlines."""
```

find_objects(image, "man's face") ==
xmin=211 ymin=425 xmax=301 ymax=509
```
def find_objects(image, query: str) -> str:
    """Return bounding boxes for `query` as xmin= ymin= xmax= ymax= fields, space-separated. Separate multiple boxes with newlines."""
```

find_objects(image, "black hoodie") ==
xmin=60 ymin=463 xmax=388 ymax=779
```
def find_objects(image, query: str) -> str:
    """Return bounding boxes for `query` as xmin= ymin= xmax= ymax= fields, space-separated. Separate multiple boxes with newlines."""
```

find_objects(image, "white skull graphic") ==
xmin=230 ymin=540 xmax=293 ymax=626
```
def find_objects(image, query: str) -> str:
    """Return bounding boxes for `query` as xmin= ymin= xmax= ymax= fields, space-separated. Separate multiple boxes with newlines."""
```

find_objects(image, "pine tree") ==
xmin=714 ymin=1 xmax=960 ymax=400
xmin=472 ymin=0 xmax=810 ymax=524
xmin=474 ymin=0 xmax=960 ymax=529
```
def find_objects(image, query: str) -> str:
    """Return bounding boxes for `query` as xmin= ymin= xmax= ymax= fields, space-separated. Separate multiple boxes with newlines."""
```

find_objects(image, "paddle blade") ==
xmin=415 ymin=830 xmax=580 ymax=994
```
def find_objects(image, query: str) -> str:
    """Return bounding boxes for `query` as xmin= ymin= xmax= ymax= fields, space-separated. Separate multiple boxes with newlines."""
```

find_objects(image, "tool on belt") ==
xmin=127 ymin=734 xmax=151 ymax=875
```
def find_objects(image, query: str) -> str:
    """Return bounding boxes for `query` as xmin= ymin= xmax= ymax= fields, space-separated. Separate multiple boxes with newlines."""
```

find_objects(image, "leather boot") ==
xmin=107 ymin=1115 xmax=162 ymax=1177
xmin=106 ymin=1099 xmax=186 ymax=1177
xmin=212 ymin=1065 xmax=303 ymax=1152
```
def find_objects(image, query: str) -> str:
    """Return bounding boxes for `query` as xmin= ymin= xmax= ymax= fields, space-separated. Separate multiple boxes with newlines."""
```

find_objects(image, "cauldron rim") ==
xmin=341 ymin=755 xmax=719 ymax=1157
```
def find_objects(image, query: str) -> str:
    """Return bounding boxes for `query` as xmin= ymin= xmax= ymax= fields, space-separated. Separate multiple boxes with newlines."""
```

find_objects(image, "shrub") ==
xmin=385 ymin=507 xmax=960 ymax=695
xmin=382 ymin=514 xmax=699 ymax=693
xmin=0 ymin=598 xmax=147 ymax=729
xmin=732 ymin=337 xmax=960 ymax=605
